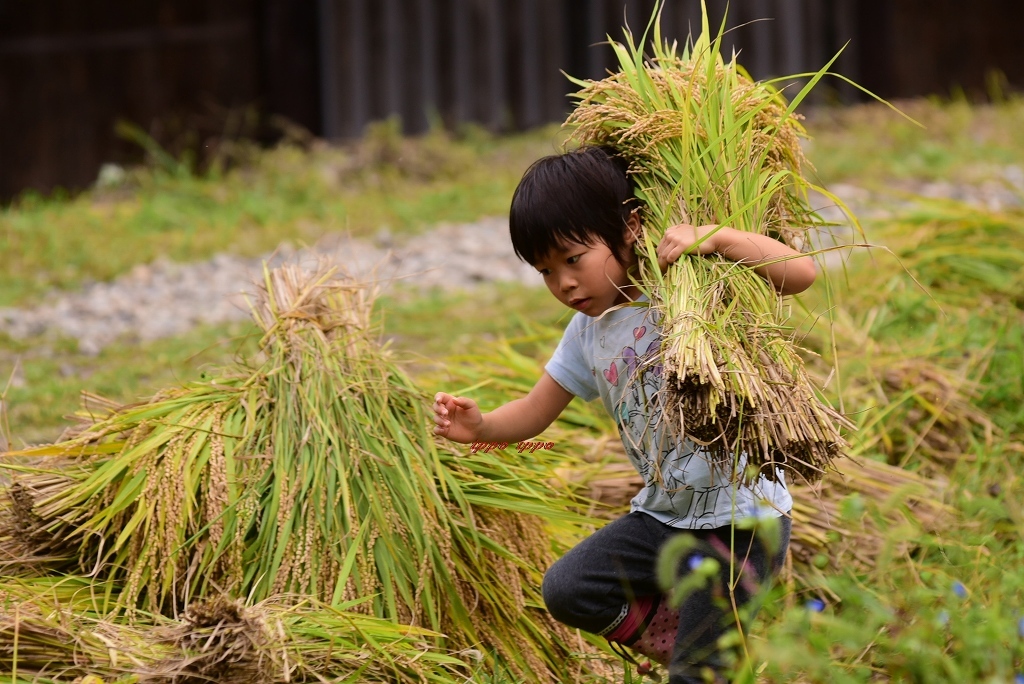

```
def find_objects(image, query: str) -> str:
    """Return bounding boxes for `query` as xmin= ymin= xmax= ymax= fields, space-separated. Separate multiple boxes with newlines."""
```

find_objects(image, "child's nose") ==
xmin=559 ymin=273 xmax=577 ymax=291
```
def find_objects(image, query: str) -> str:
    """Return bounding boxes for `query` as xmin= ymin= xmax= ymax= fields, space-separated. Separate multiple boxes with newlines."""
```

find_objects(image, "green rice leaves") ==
xmin=566 ymin=4 xmax=852 ymax=483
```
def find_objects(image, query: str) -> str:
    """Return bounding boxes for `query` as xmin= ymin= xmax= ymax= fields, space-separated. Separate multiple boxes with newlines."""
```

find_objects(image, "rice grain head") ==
xmin=565 ymin=4 xmax=854 ymax=483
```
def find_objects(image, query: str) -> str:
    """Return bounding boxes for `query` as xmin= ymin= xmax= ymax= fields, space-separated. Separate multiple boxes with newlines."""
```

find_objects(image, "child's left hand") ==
xmin=656 ymin=224 xmax=720 ymax=272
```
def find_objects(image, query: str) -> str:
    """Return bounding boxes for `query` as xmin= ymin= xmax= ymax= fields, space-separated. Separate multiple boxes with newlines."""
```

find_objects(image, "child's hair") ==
xmin=509 ymin=146 xmax=639 ymax=266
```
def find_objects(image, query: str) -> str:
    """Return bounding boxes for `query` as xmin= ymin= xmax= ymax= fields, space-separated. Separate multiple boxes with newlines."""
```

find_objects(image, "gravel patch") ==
xmin=0 ymin=175 xmax=1017 ymax=355
xmin=0 ymin=217 xmax=538 ymax=355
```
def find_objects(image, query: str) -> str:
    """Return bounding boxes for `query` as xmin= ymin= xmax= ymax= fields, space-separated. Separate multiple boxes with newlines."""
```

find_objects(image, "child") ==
xmin=432 ymin=146 xmax=816 ymax=683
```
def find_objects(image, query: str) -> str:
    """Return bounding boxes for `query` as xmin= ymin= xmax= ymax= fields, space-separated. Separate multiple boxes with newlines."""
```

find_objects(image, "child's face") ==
xmin=532 ymin=224 xmax=640 ymax=317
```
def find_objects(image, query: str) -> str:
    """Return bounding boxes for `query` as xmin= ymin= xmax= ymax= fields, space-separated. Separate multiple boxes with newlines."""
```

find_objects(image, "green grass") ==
xmin=379 ymin=283 xmax=569 ymax=362
xmin=0 ymin=322 xmax=260 ymax=446
xmin=804 ymin=96 xmax=1024 ymax=186
xmin=0 ymin=122 xmax=567 ymax=307
xmin=743 ymin=437 xmax=1024 ymax=684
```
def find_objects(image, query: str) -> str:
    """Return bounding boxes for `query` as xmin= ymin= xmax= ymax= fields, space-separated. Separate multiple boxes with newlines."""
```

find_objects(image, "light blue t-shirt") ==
xmin=545 ymin=299 xmax=792 ymax=529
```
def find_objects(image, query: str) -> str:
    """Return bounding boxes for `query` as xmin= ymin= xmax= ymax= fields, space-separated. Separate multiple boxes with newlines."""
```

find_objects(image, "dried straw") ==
xmin=0 ymin=590 xmax=467 ymax=683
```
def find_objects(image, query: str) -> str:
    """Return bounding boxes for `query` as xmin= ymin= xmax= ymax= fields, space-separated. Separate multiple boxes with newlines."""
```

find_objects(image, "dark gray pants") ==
xmin=542 ymin=511 xmax=791 ymax=684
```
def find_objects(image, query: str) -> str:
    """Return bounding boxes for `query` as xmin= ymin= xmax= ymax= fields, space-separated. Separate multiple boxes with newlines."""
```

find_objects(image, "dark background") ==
xmin=2 ymin=0 xmax=1023 ymax=202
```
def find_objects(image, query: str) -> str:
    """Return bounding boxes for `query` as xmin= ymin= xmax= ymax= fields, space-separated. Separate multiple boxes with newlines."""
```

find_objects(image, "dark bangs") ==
xmin=509 ymin=146 xmax=638 ymax=266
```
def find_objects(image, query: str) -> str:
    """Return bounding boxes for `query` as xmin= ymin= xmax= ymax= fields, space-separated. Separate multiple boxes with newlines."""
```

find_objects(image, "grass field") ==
xmin=1 ymin=97 xmax=1023 ymax=682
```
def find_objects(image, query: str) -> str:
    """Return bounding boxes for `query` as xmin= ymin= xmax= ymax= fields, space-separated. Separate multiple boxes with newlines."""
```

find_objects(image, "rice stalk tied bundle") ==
xmin=0 ymin=262 xmax=605 ymax=682
xmin=785 ymin=455 xmax=952 ymax=584
xmin=0 ymin=596 xmax=161 ymax=682
xmin=0 ymin=591 xmax=467 ymax=683
xmin=142 ymin=596 xmax=467 ymax=684
xmin=565 ymin=4 xmax=854 ymax=483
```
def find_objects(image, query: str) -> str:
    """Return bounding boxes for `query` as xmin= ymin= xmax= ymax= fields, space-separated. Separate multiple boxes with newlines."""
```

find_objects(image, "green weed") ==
xmin=0 ymin=124 xmax=566 ymax=307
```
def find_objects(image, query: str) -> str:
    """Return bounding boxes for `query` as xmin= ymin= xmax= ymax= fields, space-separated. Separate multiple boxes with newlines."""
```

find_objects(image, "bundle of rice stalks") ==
xmin=0 ymin=575 xmax=122 ymax=616
xmin=785 ymin=456 xmax=951 ymax=583
xmin=792 ymin=221 xmax=1006 ymax=472
xmin=0 ymin=595 xmax=160 ymax=682
xmin=847 ymin=355 xmax=994 ymax=469
xmin=143 ymin=596 xmax=466 ymax=684
xmin=0 ymin=262 xmax=607 ymax=682
xmin=0 ymin=591 xmax=466 ymax=683
xmin=565 ymin=5 xmax=854 ymax=483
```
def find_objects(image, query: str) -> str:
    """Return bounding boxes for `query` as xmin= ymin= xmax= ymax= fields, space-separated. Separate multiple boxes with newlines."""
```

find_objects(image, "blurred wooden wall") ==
xmin=2 ymin=0 xmax=1022 ymax=201
xmin=318 ymin=0 xmax=865 ymax=139
xmin=0 ymin=0 xmax=320 ymax=201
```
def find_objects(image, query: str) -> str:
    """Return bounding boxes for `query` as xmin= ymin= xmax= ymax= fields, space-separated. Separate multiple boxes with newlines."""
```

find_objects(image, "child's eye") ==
xmin=537 ymin=268 xmax=551 ymax=276
xmin=567 ymin=255 xmax=581 ymax=265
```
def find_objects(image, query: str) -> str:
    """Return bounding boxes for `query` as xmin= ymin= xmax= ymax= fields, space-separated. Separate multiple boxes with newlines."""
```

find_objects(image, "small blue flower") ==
xmin=688 ymin=554 xmax=705 ymax=571
xmin=805 ymin=598 xmax=825 ymax=613
xmin=1014 ymin=673 xmax=1024 ymax=684
xmin=952 ymin=581 xmax=967 ymax=599
xmin=936 ymin=610 xmax=949 ymax=626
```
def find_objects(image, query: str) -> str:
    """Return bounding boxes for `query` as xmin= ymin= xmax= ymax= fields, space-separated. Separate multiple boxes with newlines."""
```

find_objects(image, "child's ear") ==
xmin=624 ymin=211 xmax=642 ymax=246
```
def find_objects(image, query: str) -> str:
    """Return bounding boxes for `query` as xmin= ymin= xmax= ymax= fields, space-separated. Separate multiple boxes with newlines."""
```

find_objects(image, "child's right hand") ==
xmin=432 ymin=392 xmax=484 ymax=443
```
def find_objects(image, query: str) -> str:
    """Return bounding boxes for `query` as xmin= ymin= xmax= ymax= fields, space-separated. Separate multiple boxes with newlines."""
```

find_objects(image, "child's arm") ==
xmin=657 ymin=224 xmax=817 ymax=295
xmin=432 ymin=372 xmax=574 ymax=445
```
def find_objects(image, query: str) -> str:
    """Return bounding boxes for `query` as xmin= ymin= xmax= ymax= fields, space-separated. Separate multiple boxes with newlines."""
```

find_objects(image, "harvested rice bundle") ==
xmin=832 ymin=353 xmax=993 ymax=469
xmin=0 ymin=594 xmax=161 ymax=682
xmin=566 ymin=8 xmax=853 ymax=483
xmin=0 ymin=592 xmax=465 ymax=683
xmin=144 ymin=596 xmax=466 ymax=684
xmin=0 ymin=262 xmax=605 ymax=682
xmin=0 ymin=575 xmax=123 ymax=618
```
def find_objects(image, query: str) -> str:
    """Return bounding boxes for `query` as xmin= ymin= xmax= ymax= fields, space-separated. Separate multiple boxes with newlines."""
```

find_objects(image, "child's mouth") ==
xmin=570 ymin=298 xmax=590 ymax=310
